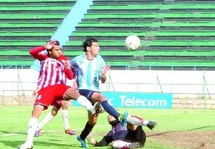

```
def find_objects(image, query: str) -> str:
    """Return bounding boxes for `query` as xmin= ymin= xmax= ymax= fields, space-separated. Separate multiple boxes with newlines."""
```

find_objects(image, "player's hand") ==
xmin=32 ymin=88 xmax=39 ymax=96
xmin=45 ymin=40 xmax=58 ymax=50
xmin=64 ymin=60 xmax=71 ymax=69
xmin=101 ymin=65 xmax=110 ymax=76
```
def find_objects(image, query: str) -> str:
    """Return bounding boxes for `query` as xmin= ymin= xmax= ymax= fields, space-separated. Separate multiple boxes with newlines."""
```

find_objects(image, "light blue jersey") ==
xmin=71 ymin=54 xmax=106 ymax=91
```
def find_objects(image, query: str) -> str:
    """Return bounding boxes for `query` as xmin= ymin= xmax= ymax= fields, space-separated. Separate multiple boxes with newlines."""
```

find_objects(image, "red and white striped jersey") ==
xmin=37 ymin=58 xmax=66 ymax=89
xmin=29 ymin=46 xmax=75 ymax=89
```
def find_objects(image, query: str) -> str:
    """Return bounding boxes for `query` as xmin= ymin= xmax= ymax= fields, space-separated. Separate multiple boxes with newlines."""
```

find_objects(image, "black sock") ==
xmin=80 ymin=122 xmax=94 ymax=140
xmin=101 ymin=100 xmax=120 ymax=119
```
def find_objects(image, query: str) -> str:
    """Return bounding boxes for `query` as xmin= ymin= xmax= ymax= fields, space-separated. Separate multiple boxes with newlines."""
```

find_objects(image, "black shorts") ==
xmin=123 ymin=126 xmax=146 ymax=146
xmin=78 ymin=89 xmax=99 ymax=104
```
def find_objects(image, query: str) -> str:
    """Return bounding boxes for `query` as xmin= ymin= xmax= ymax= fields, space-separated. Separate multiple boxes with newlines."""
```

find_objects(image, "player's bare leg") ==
xmin=127 ymin=115 xmax=157 ymax=130
xmin=61 ymin=100 xmax=76 ymax=135
xmin=35 ymin=106 xmax=59 ymax=137
xmin=64 ymin=87 xmax=99 ymax=114
xmin=19 ymin=105 xmax=44 ymax=149
xmin=77 ymin=110 xmax=99 ymax=148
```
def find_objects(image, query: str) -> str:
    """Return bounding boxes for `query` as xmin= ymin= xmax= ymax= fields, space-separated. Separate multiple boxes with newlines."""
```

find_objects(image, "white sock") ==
xmin=23 ymin=117 xmax=38 ymax=147
xmin=77 ymin=95 xmax=94 ymax=113
xmin=127 ymin=115 xmax=149 ymax=126
xmin=37 ymin=112 xmax=54 ymax=130
xmin=61 ymin=110 xmax=70 ymax=130
xmin=112 ymin=141 xmax=130 ymax=149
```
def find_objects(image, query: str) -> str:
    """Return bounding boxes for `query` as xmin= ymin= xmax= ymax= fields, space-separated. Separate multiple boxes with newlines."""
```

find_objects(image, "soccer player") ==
xmin=18 ymin=40 xmax=99 ymax=149
xmin=33 ymin=85 xmax=76 ymax=137
xmin=71 ymin=37 xmax=128 ymax=148
xmin=87 ymin=114 xmax=157 ymax=149
xmin=33 ymin=46 xmax=76 ymax=137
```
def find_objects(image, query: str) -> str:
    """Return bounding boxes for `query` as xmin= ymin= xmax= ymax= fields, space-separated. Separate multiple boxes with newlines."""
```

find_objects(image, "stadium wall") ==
xmin=0 ymin=69 xmax=214 ymax=98
xmin=0 ymin=69 xmax=214 ymax=109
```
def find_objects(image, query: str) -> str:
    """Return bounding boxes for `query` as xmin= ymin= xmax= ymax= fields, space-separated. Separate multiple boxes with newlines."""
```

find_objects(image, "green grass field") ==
xmin=0 ymin=105 xmax=215 ymax=149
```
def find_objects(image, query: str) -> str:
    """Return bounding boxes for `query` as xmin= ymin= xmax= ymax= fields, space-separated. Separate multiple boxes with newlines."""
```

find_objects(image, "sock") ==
xmin=24 ymin=117 xmax=38 ymax=147
xmin=77 ymin=95 xmax=94 ymax=112
xmin=61 ymin=110 xmax=70 ymax=130
xmin=101 ymin=100 xmax=120 ymax=119
xmin=37 ymin=112 xmax=54 ymax=130
xmin=80 ymin=122 xmax=94 ymax=140
xmin=127 ymin=115 xmax=149 ymax=126
xmin=112 ymin=141 xmax=130 ymax=149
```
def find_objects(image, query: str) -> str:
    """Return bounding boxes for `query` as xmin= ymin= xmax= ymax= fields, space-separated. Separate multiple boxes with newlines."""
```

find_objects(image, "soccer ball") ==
xmin=125 ymin=35 xmax=141 ymax=51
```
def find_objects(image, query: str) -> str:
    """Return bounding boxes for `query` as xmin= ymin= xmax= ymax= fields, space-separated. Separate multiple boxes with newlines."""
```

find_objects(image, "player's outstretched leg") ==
xmin=127 ymin=115 xmax=157 ymax=130
xmin=146 ymin=121 xmax=157 ymax=130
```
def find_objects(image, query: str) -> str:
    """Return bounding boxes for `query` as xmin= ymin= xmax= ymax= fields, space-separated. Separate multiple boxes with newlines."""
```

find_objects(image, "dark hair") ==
xmin=83 ymin=37 xmax=98 ymax=52
xmin=54 ymin=40 xmax=60 ymax=45
xmin=47 ymin=39 xmax=60 ymax=45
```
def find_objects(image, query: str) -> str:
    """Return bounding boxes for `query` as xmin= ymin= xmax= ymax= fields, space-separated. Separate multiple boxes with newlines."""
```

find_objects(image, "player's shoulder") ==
xmin=72 ymin=54 xmax=84 ymax=61
xmin=75 ymin=55 xmax=83 ymax=58
xmin=96 ymin=55 xmax=104 ymax=60
xmin=58 ymin=55 xmax=68 ymax=60
xmin=57 ymin=55 xmax=69 ymax=64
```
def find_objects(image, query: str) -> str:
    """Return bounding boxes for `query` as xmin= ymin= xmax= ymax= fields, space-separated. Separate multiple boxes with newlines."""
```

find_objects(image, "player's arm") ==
xmin=100 ymin=65 xmax=110 ymax=83
xmin=88 ymin=135 xmax=113 ymax=146
xmin=58 ymin=55 xmax=75 ymax=80
xmin=29 ymin=46 xmax=47 ymax=61
xmin=71 ymin=78 xmax=78 ymax=89
xmin=29 ymin=40 xmax=58 ymax=60
xmin=64 ymin=69 xmax=75 ymax=80
xmin=64 ymin=60 xmax=75 ymax=80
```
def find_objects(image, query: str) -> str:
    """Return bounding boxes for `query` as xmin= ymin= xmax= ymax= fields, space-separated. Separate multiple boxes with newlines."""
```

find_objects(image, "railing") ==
xmin=0 ymin=81 xmax=214 ymax=97
xmin=0 ymin=68 xmax=214 ymax=108
xmin=0 ymin=81 xmax=214 ymax=109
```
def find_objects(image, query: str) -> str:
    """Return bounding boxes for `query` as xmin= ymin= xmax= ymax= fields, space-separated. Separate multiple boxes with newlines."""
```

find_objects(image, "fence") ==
xmin=0 ymin=69 xmax=214 ymax=109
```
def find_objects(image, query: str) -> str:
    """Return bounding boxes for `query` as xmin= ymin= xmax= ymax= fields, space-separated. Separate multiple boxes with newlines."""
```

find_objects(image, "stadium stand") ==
xmin=0 ymin=0 xmax=214 ymax=70
xmin=64 ymin=0 xmax=215 ymax=70
xmin=0 ymin=0 xmax=77 ymax=68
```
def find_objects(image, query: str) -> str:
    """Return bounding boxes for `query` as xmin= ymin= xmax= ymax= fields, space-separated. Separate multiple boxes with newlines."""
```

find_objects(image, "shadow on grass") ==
xmin=1 ymin=140 xmax=82 ymax=149
xmin=0 ymin=131 xmax=83 ymax=148
xmin=147 ymin=125 xmax=213 ymax=137
xmin=0 ymin=131 xmax=26 ymax=135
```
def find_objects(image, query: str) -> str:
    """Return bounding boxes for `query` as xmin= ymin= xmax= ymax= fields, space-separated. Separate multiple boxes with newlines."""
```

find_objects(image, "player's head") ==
xmin=83 ymin=37 xmax=100 ymax=56
xmin=108 ymin=114 xmax=119 ymax=126
xmin=46 ymin=39 xmax=60 ymax=47
xmin=46 ymin=40 xmax=62 ymax=59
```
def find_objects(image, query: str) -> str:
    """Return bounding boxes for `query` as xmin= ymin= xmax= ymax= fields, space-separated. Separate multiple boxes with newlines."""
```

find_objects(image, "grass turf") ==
xmin=0 ymin=105 xmax=214 ymax=149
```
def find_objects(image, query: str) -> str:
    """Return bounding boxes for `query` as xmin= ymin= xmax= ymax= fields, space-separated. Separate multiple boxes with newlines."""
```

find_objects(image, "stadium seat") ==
xmin=1 ymin=0 xmax=215 ymax=70
xmin=63 ymin=0 xmax=215 ymax=70
xmin=0 ymin=0 xmax=77 ymax=68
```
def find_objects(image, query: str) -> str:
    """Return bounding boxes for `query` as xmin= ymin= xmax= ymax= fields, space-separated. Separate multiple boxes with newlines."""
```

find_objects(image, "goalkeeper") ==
xmin=88 ymin=113 xmax=156 ymax=148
